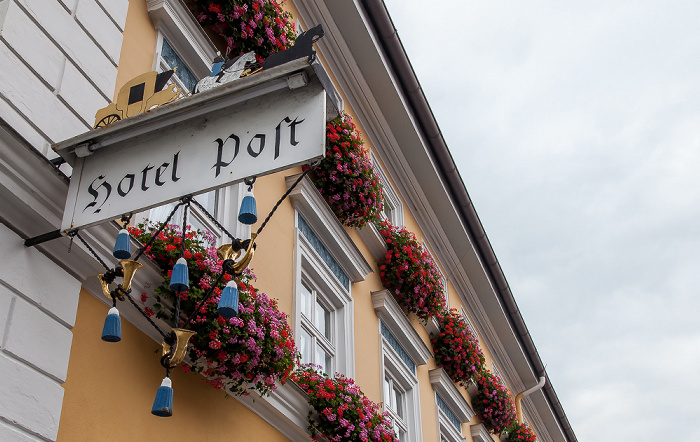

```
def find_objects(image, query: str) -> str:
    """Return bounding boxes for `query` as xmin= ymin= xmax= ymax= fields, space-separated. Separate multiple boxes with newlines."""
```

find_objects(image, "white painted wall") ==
xmin=0 ymin=0 xmax=128 ymax=156
xmin=0 ymin=223 xmax=81 ymax=441
xmin=0 ymin=1 xmax=127 ymax=440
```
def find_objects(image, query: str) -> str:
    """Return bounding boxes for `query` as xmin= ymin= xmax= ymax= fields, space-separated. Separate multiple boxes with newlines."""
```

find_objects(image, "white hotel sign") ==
xmin=56 ymin=61 xmax=339 ymax=233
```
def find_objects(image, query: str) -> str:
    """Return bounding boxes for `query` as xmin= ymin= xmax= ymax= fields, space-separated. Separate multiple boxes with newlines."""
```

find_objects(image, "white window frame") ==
xmin=146 ymin=0 xmax=216 ymax=80
xmin=381 ymin=332 xmax=421 ymax=442
xmin=296 ymin=258 xmax=340 ymax=375
xmin=292 ymin=221 xmax=357 ymax=378
xmin=371 ymin=153 xmax=403 ymax=227
xmin=429 ymin=367 xmax=475 ymax=442
xmin=460 ymin=307 xmax=479 ymax=342
xmin=470 ymin=423 xmax=492 ymax=442
xmin=492 ymin=361 xmax=506 ymax=388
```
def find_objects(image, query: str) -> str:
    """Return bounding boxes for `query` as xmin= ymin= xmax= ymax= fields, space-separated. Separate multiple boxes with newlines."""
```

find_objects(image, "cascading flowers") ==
xmin=292 ymin=365 xmax=399 ymax=442
xmin=129 ymin=221 xmax=299 ymax=397
xmin=473 ymin=371 xmax=517 ymax=434
xmin=187 ymin=0 xmax=296 ymax=59
xmin=310 ymin=113 xmax=384 ymax=228
xmin=505 ymin=422 xmax=538 ymax=442
xmin=431 ymin=309 xmax=485 ymax=386
xmin=377 ymin=220 xmax=446 ymax=320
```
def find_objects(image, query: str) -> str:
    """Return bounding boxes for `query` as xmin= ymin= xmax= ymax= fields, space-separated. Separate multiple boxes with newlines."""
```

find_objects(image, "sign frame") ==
xmin=55 ymin=59 xmax=341 ymax=233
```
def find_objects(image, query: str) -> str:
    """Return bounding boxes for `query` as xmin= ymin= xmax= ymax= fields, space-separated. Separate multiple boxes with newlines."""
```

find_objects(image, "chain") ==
xmin=133 ymin=200 xmax=185 ymax=260
xmin=125 ymin=292 xmax=168 ymax=339
xmin=74 ymin=232 xmax=111 ymax=271
xmin=256 ymin=162 xmax=318 ymax=237
xmin=182 ymin=270 xmax=226 ymax=329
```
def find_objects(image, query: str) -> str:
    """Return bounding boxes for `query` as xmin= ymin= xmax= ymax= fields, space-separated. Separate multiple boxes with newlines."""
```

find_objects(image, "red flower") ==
xmin=208 ymin=4 xmax=222 ymax=14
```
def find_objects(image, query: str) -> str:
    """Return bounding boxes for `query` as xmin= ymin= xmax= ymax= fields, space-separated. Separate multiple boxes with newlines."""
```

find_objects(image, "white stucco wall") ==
xmin=0 ymin=0 xmax=128 ymax=440
xmin=0 ymin=0 xmax=128 ymax=156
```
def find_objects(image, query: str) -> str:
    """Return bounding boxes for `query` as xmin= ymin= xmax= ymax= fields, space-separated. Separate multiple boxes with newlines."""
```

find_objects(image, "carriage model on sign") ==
xmin=93 ymin=70 xmax=183 ymax=128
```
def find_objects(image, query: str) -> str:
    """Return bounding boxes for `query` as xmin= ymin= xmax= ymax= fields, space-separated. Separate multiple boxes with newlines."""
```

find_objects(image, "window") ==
xmin=157 ymin=37 xmax=198 ymax=92
xmin=381 ymin=328 xmax=421 ymax=442
xmin=384 ymin=373 xmax=408 ymax=441
xmin=461 ymin=307 xmax=479 ymax=341
xmin=289 ymin=174 xmax=374 ymax=377
xmin=294 ymin=213 xmax=356 ymax=377
xmin=298 ymin=278 xmax=334 ymax=374
xmin=492 ymin=361 xmax=507 ymax=387
xmin=429 ymin=367 xmax=475 ymax=442
xmin=144 ymin=26 xmax=222 ymax=237
xmin=373 ymin=289 xmax=430 ymax=442
xmin=371 ymin=153 xmax=403 ymax=226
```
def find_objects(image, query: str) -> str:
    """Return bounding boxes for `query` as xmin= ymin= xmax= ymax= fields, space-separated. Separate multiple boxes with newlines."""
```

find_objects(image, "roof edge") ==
xmin=357 ymin=1 xmax=577 ymax=440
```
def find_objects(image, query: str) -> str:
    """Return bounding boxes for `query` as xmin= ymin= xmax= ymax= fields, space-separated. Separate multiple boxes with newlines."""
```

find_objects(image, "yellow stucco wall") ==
xmin=57 ymin=289 xmax=290 ymax=442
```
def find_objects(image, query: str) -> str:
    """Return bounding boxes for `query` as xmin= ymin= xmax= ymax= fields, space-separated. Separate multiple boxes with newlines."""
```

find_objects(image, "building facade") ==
xmin=0 ymin=0 xmax=576 ymax=441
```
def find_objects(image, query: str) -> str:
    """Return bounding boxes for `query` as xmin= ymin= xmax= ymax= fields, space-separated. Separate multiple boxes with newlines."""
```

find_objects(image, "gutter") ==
xmin=357 ymin=1 xmax=577 ymax=440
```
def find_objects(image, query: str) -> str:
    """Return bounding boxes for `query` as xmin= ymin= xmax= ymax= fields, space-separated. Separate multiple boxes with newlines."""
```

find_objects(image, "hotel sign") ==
xmin=55 ymin=61 xmax=339 ymax=233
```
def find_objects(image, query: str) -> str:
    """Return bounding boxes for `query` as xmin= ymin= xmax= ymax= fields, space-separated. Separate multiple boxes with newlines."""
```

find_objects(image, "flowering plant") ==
xmin=505 ymin=422 xmax=538 ymax=442
xmin=473 ymin=371 xmax=517 ymax=434
xmin=310 ymin=113 xmax=384 ymax=228
xmin=187 ymin=0 xmax=296 ymax=59
xmin=129 ymin=221 xmax=298 ymax=396
xmin=377 ymin=221 xmax=446 ymax=320
xmin=291 ymin=365 xmax=399 ymax=442
xmin=431 ymin=309 xmax=485 ymax=386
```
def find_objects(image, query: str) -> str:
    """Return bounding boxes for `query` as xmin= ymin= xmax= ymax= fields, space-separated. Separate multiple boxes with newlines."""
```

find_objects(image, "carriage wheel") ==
xmin=94 ymin=114 xmax=121 ymax=129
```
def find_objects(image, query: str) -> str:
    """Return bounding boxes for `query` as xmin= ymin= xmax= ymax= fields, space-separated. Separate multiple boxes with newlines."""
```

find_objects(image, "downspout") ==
xmin=516 ymin=376 xmax=546 ymax=424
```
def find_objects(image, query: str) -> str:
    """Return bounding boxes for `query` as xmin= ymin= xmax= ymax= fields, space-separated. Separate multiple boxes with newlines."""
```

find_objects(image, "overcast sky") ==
xmin=382 ymin=0 xmax=700 ymax=440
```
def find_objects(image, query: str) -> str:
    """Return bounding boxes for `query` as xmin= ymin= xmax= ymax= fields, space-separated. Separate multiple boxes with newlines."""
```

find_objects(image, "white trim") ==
xmin=370 ymin=152 xmax=403 ymax=227
xmin=429 ymin=367 xmax=475 ymax=423
xmin=357 ymin=222 xmax=387 ymax=262
xmin=424 ymin=316 xmax=440 ymax=337
xmin=470 ymin=423 xmax=493 ymax=442
xmin=437 ymin=410 xmax=466 ymax=442
xmin=286 ymin=173 xmax=372 ymax=282
xmin=381 ymin=331 xmax=422 ymax=442
xmin=460 ymin=307 xmax=480 ymax=341
xmin=371 ymin=290 xmax=432 ymax=366
xmin=146 ymin=0 xmax=217 ymax=79
xmin=234 ymin=381 xmax=312 ymax=442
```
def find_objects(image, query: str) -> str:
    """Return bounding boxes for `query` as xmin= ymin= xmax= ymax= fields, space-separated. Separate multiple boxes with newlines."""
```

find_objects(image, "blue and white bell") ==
xmin=169 ymin=257 xmax=189 ymax=291
xmin=101 ymin=307 xmax=121 ymax=342
xmin=151 ymin=377 xmax=173 ymax=417
xmin=238 ymin=189 xmax=257 ymax=225
xmin=112 ymin=229 xmax=131 ymax=259
xmin=217 ymin=280 xmax=239 ymax=318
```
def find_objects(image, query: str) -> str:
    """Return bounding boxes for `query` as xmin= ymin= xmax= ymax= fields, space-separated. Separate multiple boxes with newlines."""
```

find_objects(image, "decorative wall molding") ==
xmin=429 ymin=367 xmax=475 ymax=423
xmin=146 ymin=0 xmax=217 ymax=78
xmin=470 ymin=423 xmax=492 ymax=442
xmin=371 ymin=289 xmax=432 ymax=366
xmin=286 ymin=173 xmax=372 ymax=282
xmin=357 ymin=222 xmax=386 ymax=262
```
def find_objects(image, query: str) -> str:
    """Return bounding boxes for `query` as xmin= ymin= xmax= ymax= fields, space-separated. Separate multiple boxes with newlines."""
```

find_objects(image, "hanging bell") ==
xmin=101 ymin=307 xmax=122 ymax=342
xmin=169 ymin=257 xmax=189 ymax=291
xmin=238 ymin=189 xmax=257 ymax=225
xmin=151 ymin=377 xmax=173 ymax=417
xmin=217 ymin=280 xmax=239 ymax=318
xmin=112 ymin=229 xmax=131 ymax=259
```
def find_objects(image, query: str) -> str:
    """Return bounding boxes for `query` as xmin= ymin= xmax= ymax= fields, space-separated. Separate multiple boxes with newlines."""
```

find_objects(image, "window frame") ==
xmin=429 ymin=367 xmax=475 ymax=442
xmin=370 ymin=152 xmax=404 ymax=227
xmin=381 ymin=330 xmax=422 ymax=442
xmin=294 ymin=221 xmax=354 ymax=377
